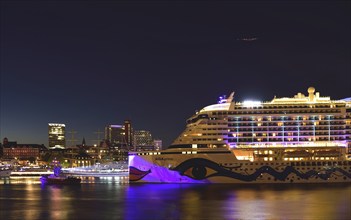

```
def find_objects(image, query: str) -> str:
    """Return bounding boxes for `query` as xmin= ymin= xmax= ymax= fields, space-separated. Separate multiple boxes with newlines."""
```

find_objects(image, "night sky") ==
xmin=1 ymin=1 xmax=350 ymax=147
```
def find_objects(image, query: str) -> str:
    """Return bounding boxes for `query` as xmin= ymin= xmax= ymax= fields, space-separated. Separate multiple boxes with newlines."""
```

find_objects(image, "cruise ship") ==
xmin=129 ymin=87 xmax=351 ymax=183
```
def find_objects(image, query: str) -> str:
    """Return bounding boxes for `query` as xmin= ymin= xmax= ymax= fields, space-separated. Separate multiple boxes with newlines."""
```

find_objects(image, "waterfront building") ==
xmin=72 ymin=152 xmax=94 ymax=167
xmin=80 ymin=141 xmax=110 ymax=161
xmin=63 ymin=146 xmax=80 ymax=162
xmin=63 ymin=138 xmax=111 ymax=166
xmin=48 ymin=123 xmax=66 ymax=149
xmin=2 ymin=137 xmax=48 ymax=163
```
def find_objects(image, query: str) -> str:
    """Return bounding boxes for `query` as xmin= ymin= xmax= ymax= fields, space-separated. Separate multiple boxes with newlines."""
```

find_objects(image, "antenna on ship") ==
xmin=227 ymin=92 xmax=235 ymax=102
xmin=218 ymin=92 xmax=235 ymax=104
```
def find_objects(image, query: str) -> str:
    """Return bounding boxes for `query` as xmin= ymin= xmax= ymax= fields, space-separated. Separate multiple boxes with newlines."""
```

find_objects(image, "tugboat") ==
xmin=40 ymin=160 xmax=81 ymax=185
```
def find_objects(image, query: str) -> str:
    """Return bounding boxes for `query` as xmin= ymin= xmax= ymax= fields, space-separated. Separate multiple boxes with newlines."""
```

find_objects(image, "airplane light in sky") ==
xmin=236 ymin=37 xmax=258 ymax=42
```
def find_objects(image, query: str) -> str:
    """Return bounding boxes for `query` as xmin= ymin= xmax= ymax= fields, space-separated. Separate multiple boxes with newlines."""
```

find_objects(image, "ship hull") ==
xmin=40 ymin=175 xmax=81 ymax=185
xmin=129 ymin=151 xmax=351 ymax=184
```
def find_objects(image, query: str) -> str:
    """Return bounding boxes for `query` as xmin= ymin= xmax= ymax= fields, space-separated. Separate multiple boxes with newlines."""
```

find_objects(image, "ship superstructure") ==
xmin=129 ymin=87 xmax=351 ymax=183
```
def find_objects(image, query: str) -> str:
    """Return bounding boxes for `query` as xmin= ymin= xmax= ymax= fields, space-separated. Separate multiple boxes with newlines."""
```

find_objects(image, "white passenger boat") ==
xmin=129 ymin=87 xmax=351 ymax=183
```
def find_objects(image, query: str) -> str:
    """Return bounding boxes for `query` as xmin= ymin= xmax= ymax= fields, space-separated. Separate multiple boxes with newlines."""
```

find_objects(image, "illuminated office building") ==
xmin=134 ymin=130 xmax=154 ymax=151
xmin=124 ymin=120 xmax=133 ymax=148
xmin=105 ymin=125 xmax=126 ymax=149
xmin=48 ymin=123 xmax=66 ymax=149
xmin=105 ymin=120 xmax=133 ymax=150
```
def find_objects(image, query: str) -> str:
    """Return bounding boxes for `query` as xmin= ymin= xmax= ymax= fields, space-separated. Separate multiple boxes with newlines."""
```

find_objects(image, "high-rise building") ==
xmin=48 ymin=123 xmax=66 ymax=149
xmin=154 ymin=139 xmax=163 ymax=151
xmin=105 ymin=120 xmax=134 ymax=150
xmin=105 ymin=125 xmax=125 ymax=149
xmin=124 ymin=120 xmax=133 ymax=148
xmin=134 ymin=130 xmax=153 ymax=151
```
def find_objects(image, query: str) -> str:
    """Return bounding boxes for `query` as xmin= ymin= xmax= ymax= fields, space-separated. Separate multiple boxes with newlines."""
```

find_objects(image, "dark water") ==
xmin=1 ymin=176 xmax=350 ymax=220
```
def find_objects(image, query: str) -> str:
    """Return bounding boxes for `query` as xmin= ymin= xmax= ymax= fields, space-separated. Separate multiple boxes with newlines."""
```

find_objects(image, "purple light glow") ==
xmin=110 ymin=125 xmax=123 ymax=128
xmin=129 ymin=155 xmax=209 ymax=183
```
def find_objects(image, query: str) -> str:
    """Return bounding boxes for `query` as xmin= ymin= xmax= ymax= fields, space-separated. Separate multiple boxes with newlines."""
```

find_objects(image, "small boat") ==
xmin=40 ymin=175 xmax=81 ymax=185
xmin=40 ymin=161 xmax=81 ymax=185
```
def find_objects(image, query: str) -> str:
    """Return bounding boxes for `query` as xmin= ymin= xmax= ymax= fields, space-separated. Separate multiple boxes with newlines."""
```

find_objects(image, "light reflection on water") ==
xmin=1 ymin=177 xmax=350 ymax=220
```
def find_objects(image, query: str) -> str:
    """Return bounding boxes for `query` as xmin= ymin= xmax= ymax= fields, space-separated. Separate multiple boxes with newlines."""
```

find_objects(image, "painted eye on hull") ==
xmin=171 ymin=158 xmax=223 ymax=180
xmin=183 ymin=165 xmax=217 ymax=180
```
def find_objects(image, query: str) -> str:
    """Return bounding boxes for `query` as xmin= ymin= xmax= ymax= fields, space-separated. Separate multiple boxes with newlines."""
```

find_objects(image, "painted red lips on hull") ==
xmin=129 ymin=166 xmax=151 ymax=181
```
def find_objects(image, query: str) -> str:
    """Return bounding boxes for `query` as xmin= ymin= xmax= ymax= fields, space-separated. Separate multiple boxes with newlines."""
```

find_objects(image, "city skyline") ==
xmin=1 ymin=121 xmax=160 ymax=148
xmin=1 ymin=1 xmax=350 ymax=147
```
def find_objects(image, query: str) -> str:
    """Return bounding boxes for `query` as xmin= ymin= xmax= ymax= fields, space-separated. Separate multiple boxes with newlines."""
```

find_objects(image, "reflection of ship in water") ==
xmin=129 ymin=87 xmax=351 ymax=184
